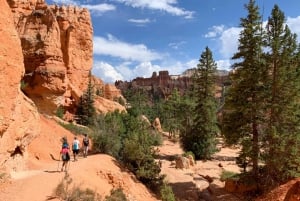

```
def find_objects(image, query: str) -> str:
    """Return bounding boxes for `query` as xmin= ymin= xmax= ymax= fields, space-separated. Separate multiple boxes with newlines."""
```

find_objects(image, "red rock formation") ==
xmin=0 ymin=0 xmax=40 ymax=171
xmin=8 ymin=0 xmax=125 ymax=116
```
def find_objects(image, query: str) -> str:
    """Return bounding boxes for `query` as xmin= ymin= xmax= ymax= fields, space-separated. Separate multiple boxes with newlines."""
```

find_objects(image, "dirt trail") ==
xmin=158 ymin=137 xmax=243 ymax=201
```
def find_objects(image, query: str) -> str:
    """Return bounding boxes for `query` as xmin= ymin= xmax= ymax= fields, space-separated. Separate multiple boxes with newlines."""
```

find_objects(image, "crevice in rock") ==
xmin=10 ymin=146 xmax=23 ymax=158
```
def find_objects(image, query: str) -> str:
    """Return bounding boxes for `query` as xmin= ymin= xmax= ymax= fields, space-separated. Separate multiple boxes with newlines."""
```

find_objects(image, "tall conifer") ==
xmin=181 ymin=47 xmax=218 ymax=159
xmin=76 ymin=72 xmax=96 ymax=126
xmin=263 ymin=5 xmax=300 ymax=184
xmin=221 ymin=0 xmax=266 ymax=178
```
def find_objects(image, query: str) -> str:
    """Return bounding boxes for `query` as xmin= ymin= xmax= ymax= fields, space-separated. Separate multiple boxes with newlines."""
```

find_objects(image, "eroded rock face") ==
xmin=0 ymin=0 xmax=40 ymax=171
xmin=8 ymin=0 xmax=93 ymax=114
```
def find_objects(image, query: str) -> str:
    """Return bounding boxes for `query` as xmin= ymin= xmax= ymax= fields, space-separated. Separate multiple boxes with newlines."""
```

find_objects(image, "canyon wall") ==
xmin=0 ymin=0 xmax=40 ymax=171
xmin=8 ymin=0 xmax=124 ymax=116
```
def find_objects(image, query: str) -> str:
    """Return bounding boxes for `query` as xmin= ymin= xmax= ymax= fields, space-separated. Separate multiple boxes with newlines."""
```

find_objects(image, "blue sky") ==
xmin=46 ymin=0 xmax=300 ymax=83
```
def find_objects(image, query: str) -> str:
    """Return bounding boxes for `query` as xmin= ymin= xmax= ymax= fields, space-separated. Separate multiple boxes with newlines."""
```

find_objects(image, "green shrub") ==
xmin=20 ymin=80 xmax=28 ymax=91
xmin=56 ymin=106 xmax=64 ymax=119
xmin=220 ymin=170 xmax=239 ymax=182
xmin=59 ymin=122 xmax=91 ymax=136
xmin=182 ymin=151 xmax=195 ymax=160
xmin=105 ymin=188 xmax=128 ymax=201
xmin=160 ymin=183 xmax=176 ymax=201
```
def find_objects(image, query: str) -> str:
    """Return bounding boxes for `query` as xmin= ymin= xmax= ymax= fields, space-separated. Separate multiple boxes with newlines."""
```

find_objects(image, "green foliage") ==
xmin=182 ymin=151 xmax=195 ymax=161
xmin=20 ymin=80 xmax=28 ymax=91
xmin=160 ymin=183 xmax=176 ymax=201
xmin=56 ymin=106 xmax=64 ymax=119
xmin=91 ymin=111 xmax=126 ymax=159
xmin=221 ymin=1 xmax=300 ymax=187
xmin=220 ymin=170 xmax=240 ymax=182
xmin=104 ymin=188 xmax=128 ymax=201
xmin=76 ymin=72 xmax=96 ymax=126
xmin=181 ymin=47 xmax=218 ymax=160
xmin=91 ymin=111 xmax=164 ymax=191
xmin=221 ymin=0 xmax=266 ymax=178
xmin=54 ymin=173 xmax=101 ymax=201
xmin=59 ymin=122 xmax=91 ymax=136
xmin=261 ymin=4 xmax=300 ymax=185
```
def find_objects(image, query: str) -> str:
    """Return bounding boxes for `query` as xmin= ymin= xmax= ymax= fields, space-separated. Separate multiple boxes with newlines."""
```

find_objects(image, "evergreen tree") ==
xmin=181 ymin=46 xmax=218 ymax=159
xmin=162 ymin=89 xmax=183 ymax=137
xmin=221 ymin=0 xmax=266 ymax=178
xmin=263 ymin=5 xmax=300 ymax=184
xmin=76 ymin=72 xmax=96 ymax=126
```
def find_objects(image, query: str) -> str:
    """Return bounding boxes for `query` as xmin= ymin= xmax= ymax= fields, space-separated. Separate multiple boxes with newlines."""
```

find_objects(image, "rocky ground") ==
xmin=158 ymin=137 xmax=242 ymax=201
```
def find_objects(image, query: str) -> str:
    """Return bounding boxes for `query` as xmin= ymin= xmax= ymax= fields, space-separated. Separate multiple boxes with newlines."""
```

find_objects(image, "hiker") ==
xmin=60 ymin=144 xmax=70 ymax=172
xmin=61 ymin=136 xmax=69 ymax=149
xmin=72 ymin=136 xmax=80 ymax=161
xmin=82 ymin=134 xmax=89 ymax=158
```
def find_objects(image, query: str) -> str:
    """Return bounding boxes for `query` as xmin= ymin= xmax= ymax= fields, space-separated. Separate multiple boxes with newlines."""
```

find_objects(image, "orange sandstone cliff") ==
xmin=0 ymin=0 xmax=40 ymax=171
xmin=8 ymin=0 xmax=125 ymax=116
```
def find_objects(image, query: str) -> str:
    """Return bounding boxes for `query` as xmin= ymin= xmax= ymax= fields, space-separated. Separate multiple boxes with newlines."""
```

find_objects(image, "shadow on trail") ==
xmin=169 ymin=181 xmax=200 ymax=201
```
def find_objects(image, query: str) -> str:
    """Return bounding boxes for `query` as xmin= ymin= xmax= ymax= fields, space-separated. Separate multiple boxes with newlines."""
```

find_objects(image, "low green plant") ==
xmin=59 ymin=122 xmax=91 ymax=136
xmin=20 ymin=80 xmax=28 ymax=91
xmin=160 ymin=183 xmax=176 ymax=201
xmin=56 ymin=106 xmax=64 ymax=119
xmin=182 ymin=151 xmax=195 ymax=160
xmin=220 ymin=170 xmax=240 ymax=182
xmin=105 ymin=188 xmax=128 ymax=201
xmin=54 ymin=173 xmax=101 ymax=201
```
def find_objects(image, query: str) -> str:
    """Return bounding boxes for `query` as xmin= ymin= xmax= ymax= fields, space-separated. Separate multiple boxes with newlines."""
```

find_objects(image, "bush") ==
xmin=220 ymin=170 xmax=239 ymax=182
xmin=56 ymin=106 xmax=64 ymax=119
xmin=59 ymin=122 xmax=91 ymax=136
xmin=105 ymin=188 xmax=128 ymax=201
xmin=160 ymin=183 xmax=176 ymax=201
xmin=182 ymin=151 xmax=195 ymax=160
xmin=54 ymin=173 xmax=101 ymax=201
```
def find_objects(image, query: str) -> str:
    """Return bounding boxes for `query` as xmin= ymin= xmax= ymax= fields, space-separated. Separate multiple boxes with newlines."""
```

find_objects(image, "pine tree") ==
xmin=181 ymin=47 xmax=218 ymax=160
xmin=221 ymin=0 xmax=266 ymax=178
xmin=263 ymin=5 xmax=300 ymax=184
xmin=76 ymin=72 xmax=96 ymax=126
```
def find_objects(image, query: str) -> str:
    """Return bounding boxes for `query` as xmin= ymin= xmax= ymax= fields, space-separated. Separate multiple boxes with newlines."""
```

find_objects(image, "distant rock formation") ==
xmin=8 ymin=0 xmax=125 ymax=117
xmin=115 ymin=69 xmax=229 ymax=101
xmin=0 ymin=0 xmax=40 ymax=171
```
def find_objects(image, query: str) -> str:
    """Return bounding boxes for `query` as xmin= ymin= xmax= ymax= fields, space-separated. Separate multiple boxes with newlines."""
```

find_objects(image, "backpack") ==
xmin=83 ymin=137 xmax=89 ymax=146
xmin=62 ymin=152 xmax=70 ymax=161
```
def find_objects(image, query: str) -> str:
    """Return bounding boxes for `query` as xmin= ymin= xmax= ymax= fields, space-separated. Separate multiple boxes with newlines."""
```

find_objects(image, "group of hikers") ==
xmin=59 ymin=134 xmax=90 ymax=172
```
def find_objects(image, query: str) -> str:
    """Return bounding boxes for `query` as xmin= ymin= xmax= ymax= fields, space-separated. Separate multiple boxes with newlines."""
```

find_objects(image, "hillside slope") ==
xmin=0 ymin=116 xmax=158 ymax=201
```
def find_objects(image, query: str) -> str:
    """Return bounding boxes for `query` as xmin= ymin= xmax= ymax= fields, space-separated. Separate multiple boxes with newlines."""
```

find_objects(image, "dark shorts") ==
xmin=72 ymin=149 xmax=79 ymax=154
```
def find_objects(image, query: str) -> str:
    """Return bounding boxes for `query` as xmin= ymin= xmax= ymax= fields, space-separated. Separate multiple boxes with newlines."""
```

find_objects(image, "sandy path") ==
xmin=158 ymin=137 xmax=243 ymax=201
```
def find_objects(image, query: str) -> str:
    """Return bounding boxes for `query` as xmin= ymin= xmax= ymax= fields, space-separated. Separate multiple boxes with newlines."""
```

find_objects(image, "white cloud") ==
xmin=204 ymin=25 xmax=225 ymax=38
xmin=168 ymin=41 xmax=186 ymax=50
xmin=133 ymin=62 xmax=161 ymax=78
xmin=216 ymin=59 xmax=231 ymax=71
xmin=93 ymin=34 xmax=162 ymax=62
xmin=219 ymin=27 xmax=241 ymax=59
xmin=287 ymin=16 xmax=300 ymax=42
xmin=92 ymin=61 xmax=124 ymax=83
xmin=128 ymin=18 xmax=151 ymax=24
xmin=82 ymin=4 xmax=116 ymax=15
xmin=128 ymin=18 xmax=151 ymax=26
xmin=51 ymin=0 xmax=78 ymax=5
xmin=111 ymin=0 xmax=194 ymax=19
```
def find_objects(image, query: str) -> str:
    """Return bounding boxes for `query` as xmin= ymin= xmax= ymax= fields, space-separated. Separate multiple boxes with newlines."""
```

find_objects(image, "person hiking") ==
xmin=72 ymin=136 xmax=80 ymax=161
xmin=61 ymin=136 xmax=69 ymax=149
xmin=82 ymin=134 xmax=89 ymax=158
xmin=60 ymin=144 xmax=70 ymax=172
